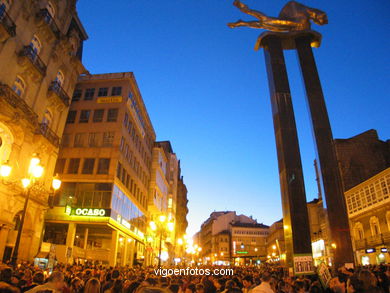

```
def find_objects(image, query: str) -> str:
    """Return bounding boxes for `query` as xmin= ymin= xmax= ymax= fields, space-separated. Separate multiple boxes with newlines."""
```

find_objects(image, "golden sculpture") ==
xmin=228 ymin=0 xmax=327 ymax=32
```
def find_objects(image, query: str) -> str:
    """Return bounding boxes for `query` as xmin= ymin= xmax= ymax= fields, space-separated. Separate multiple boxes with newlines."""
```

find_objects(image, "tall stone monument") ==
xmin=228 ymin=0 xmax=354 ymax=271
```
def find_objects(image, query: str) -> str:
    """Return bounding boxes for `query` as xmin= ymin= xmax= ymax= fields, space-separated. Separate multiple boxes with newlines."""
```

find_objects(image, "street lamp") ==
xmin=0 ymin=155 xmax=61 ymax=265
xmin=150 ymin=215 xmax=174 ymax=267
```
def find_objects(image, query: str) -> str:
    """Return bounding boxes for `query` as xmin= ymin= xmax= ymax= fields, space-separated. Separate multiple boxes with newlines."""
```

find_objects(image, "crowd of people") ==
xmin=0 ymin=262 xmax=389 ymax=293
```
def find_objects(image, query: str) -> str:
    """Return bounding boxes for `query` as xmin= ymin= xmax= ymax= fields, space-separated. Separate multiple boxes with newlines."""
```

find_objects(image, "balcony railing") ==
xmin=0 ymin=10 xmax=16 ymax=37
xmin=354 ymin=232 xmax=390 ymax=250
xmin=48 ymin=82 xmax=70 ymax=106
xmin=35 ymin=123 xmax=60 ymax=148
xmin=19 ymin=46 xmax=47 ymax=76
xmin=36 ymin=9 xmax=60 ymax=38
xmin=0 ymin=83 xmax=38 ymax=125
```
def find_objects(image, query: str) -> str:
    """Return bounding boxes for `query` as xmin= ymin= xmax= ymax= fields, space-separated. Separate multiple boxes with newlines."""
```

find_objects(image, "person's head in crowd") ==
xmin=32 ymin=271 xmax=45 ymax=285
xmin=84 ymin=277 xmax=101 ymax=293
xmin=242 ymin=275 xmax=253 ymax=288
xmin=47 ymin=271 xmax=65 ymax=291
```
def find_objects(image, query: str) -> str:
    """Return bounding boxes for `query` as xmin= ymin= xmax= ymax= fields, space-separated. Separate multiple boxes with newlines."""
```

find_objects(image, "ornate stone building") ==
xmin=0 ymin=0 xmax=87 ymax=262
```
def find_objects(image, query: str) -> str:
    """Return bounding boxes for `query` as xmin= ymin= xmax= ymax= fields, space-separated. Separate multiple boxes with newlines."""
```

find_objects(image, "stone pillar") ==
xmin=295 ymin=34 xmax=354 ymax=268
xmin=123 ymin=237 xmax=129 ymax=266
xmin=0 ymin=226 xmax=10 ymax=260
xmin=66 ymin=223 xmax=76 ymax=264
xmin=261 ymin=34 xmax=312 ymax=269
xmin=83 ymin=228 xmax=88 ymax=250
xmin=109 ymin=230 xmax=118 ymax=267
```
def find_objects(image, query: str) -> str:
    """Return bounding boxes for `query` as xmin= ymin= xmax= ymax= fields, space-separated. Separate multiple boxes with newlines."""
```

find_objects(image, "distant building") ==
xmin=197 ymin=211 xmax=269 ymax=265
xmin=266 ymin=219 xmax=285 ymax=264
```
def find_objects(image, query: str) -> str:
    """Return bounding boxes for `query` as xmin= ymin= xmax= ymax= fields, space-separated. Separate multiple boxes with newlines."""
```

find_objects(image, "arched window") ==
xmin=42 ymin=109 xmax=53 ymax=128
xmin=29 ymin=35 xmax=42 ymax=59
xmin=354 ymin=222 xmax=364 ymax=240
xmin=12 ymin=76 xmax=26 ymax=97
xmin=370 ymin=216 xmax=381 ymax=236
xmin=54 ymin=70 xmax=64 ymax=87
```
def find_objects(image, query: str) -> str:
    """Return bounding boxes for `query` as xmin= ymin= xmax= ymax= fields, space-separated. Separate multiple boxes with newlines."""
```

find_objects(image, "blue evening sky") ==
xmin=76 ymin=0 xmax=390 ymax=236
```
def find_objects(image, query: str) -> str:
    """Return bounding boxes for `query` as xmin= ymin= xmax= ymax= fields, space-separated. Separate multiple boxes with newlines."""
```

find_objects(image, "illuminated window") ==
xmin=102 ymin=132 xmax=114 ymax=147
xmin=88 ymin=132 xmax=99 ymax=147
xmin=12 ymin=76 xmax=26 ymax=97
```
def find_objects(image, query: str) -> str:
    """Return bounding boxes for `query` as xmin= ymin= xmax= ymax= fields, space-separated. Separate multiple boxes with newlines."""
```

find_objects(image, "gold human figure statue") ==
xmin=228 ymin=0 xmax=328 ymax=32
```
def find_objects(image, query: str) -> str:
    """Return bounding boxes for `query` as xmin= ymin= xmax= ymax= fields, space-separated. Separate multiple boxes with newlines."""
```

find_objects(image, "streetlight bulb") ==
xmin=21 ymin=178 xmax=31 ymax=188
xmin=150 ymin=221 xmax=157 ymax=231
xmin=159 ymin=215 xmax=166 ymax=223
xmin=0 ymin=163 xmax=12 ymax=177
xmin=32 ymin=165 xmax=44 ymax=178
xmin=52 ymin=177 xmax=61 ymax=190
xmin=177 ymin=238 xmax=183 ymax=245
xmin=28 ymin=156 xmax=40 ymax=174
xmin=272 ymin=245 xmax=277 ymax=250
xmin=167 ymin=222 xmax=174 ymax=232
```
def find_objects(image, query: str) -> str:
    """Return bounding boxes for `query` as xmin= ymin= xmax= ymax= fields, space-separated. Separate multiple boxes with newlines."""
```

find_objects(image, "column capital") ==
xmin=256 ymin=30 xmax=322 ymax=51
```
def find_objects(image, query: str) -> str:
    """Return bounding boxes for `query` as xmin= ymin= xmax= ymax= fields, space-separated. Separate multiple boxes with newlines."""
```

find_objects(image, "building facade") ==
xmin=0 ymin=0 xmax=87 ymax=262
xmin=43 ymin=72 xmax=155 ymax=266
xmin=345 ymin=168 xmax=390 ymax=265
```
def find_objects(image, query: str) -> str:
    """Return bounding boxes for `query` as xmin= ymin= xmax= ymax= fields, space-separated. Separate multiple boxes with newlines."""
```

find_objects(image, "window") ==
xmin=74 ymin=133 xmax=86 ymax=147
xmin=93 ymin=109 xmax=104 ymax=122
xmin=107 ymin=108 xmax=118 ymax=122
xmin=123 ymin=113 xmax=128 ymax=126
xmin=120 ymin=137 xmax=124 ymax=151
xmin=54 ymin=158 xmax=66 ymax=174
xmin=29 ymin=35 xmax=42 ymax=59
xmin=66 ymin=110 xmax=77 ymax=123
xmin=84 ymin=88 xmax=95 ymax=100
xmin=88 ymin=132 xmax=99 ymax=147
xmin=102 ymin=132 xmax=114 ymax=147
xmin=116 ymin=162 xmax=122 ymax=178
xmin=82 ymin=158 xmax=95 ymax=174
xmin=72 ymin=89 xmax=82 ymax=101
xmin=67 ymin=158 xmax=80 ymax=174
xmin=98 ymin=87 xmax=108 ymax=97
xmin=97 ymin=158 xmax=110 ymax=174
xmin=61 ymin=134 xmax=70 ymax=147
xmin=42 ymin=109 xmax=53 ymax=128
xmin=54 ymin=71 xmax=64 ymax=87
xmin=12 ymin=76 xmax=26 ymax=97
xmin=111 ymin=86 xmax=122 ymax=96
xmin=370 ymin=216 xmax=381 ymax=236
xmin=79 ymin=110 xmax=90 ymax=123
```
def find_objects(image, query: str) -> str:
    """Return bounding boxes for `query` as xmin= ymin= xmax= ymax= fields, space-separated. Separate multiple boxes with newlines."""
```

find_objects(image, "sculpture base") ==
xmin=255 ymin=30 xmax=322 ymax=51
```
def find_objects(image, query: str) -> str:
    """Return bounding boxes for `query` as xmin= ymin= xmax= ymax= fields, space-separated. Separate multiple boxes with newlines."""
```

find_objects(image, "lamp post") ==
xmin=150 ymin=215 xmax=174 ymax=267
xmin=0 ymin=155 xmax=61 ymax=266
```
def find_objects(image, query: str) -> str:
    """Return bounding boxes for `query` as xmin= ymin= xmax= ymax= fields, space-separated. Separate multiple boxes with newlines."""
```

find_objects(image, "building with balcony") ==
xmin=0 ymin=0 xmax=87 ymax=262
xmin=346 ymin=168 xmax=390 ymax=265
xmin=44 ymin=72 xmax=155 ymax=266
